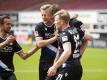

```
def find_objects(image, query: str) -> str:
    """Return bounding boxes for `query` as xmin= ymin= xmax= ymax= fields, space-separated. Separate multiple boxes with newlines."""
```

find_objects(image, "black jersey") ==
xmin=59 ymin=27 xmax=84 ymax=62
xmin=35 ymin=22 xmax=58 ymax=62
xmin=0 ymin=36 xmax=22 ymax=73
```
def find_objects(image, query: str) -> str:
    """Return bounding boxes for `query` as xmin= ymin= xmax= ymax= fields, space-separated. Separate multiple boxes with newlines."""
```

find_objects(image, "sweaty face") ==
xmin=2 ymin=18 xmax=12 ymax=33
xmin=41 ymin=9 xmax=54 ymax=24
xmin=54 ymin=15 xmax=62 ymax=31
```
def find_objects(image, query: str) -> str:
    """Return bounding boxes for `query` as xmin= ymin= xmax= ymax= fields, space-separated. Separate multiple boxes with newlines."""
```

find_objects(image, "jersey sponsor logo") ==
xmin=45 ymin=33 xmax=53 ymax=39
xmin=62 ymin=36 xmax=68 ymax=42
xmin=0 ymin=46 xmax=13 ymax=52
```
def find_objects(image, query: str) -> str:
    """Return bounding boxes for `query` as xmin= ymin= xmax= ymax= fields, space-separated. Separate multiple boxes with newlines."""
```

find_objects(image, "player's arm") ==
xmin=0 ymin=35 xmax=15 ymax=48
xmin=80 ymin=39 xmax=88 ymax=56
xmin=48 ymin=42 xmax=71 ymax=77
xmin=53 ymin=42 xmax=71 ymax=69
xmin=53 ymin=47 xmax=60 ymax=65
xmin=17 ymin=46 xmax=39 ymax=60
xmin=35 ymin=24 xmax=58 ymax=48
xmin=83 ymin=34 xmax=93 ymax=41
xmin=35 ymin=29 xmax=59 ymax=48
xmin=36 ymin=34 xmax=58 ymax=48
xmin=80 ymin=34 xmax=93 ymax=55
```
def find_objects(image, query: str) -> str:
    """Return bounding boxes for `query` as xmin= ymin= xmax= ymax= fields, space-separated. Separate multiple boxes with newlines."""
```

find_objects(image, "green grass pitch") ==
xmin=13 ymin=44 xmax=107 ymax=80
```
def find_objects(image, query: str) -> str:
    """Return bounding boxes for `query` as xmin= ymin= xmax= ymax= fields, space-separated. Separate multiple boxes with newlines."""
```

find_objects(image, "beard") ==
xmin=4 ymin=28 xmax=11 ymax=33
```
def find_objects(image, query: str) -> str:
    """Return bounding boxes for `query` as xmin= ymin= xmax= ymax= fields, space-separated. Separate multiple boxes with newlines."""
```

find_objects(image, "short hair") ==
xmin=48 ymin=4 xmax=61 ymax=15
xmin=54 ymin=10 xmax=70 ymax=24
xmin=0 ymin=15 xmax=10 ymax=25
xmin=40 ymin=4 xmax=52 ymax=11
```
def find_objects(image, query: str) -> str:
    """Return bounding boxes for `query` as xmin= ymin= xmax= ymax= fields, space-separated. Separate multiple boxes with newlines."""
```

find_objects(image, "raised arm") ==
xmin=80 ymin=34 xmax=93 ymax=55
xmin=17 ymin=46 xmax=39 ymax=60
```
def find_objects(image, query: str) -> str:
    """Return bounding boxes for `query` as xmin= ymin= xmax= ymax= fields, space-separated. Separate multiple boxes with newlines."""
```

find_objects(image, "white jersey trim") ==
xmin=0 ymin=60 xmax=12 ymax=71
xmin=46 ymin=45 xmax=58 ymax=53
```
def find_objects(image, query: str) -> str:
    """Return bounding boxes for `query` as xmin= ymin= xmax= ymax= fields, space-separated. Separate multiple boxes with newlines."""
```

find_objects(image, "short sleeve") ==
xmin=34 ymin=23 xmax=44 ymax=41
xmin=59 ymin=32 xmax=70 ymax=44
xmin=13 ymin=40 xmax=22 ymax=53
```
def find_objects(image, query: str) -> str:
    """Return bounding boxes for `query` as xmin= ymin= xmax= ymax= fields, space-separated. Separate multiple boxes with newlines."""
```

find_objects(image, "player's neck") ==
xmin=44 ymin=22 xmax=54 ymax=27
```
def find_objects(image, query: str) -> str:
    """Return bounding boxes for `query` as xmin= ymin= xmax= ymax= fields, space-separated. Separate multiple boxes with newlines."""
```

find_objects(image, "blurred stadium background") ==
xmin=0 ymin=0 xmax=107 ymax=80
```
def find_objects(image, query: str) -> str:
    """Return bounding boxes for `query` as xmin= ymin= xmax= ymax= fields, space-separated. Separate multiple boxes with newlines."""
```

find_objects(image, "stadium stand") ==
xmin=0 ymin=0 xmax=107 ymax=11
xmin=0 ymin=0 xmax=47 ymax=11
xmin=0 ymin=0 xmax=107 ymax=47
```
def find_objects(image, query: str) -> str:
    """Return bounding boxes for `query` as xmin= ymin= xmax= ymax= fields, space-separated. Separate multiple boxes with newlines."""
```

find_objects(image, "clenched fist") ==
xmin=5 ymin=35 xmax=15 ymax=44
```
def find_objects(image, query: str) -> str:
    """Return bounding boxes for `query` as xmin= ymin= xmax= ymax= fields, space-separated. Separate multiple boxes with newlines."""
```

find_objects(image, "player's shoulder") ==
xmin=59 ymin=31 xmax=66 ymax=37
xmin=36 ymin=22 xmax=44 ymax=27
xmin=37 ymin=22 xmax=44 ymax=25
xmin=59 ymin=28 xmax=71 ymax=38
xmin=35 ymin=22 xmax=44 ymax=30
xmin=66 ymin=27 xmax=78 ymax=35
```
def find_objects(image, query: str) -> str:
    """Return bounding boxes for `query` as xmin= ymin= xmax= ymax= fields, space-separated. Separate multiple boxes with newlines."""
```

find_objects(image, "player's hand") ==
xmin=51 ymin=29 xmax=59 ymax=39
xmin=47 ymin=66 xmax=57 ymax=77
xmin=5 ymin=35 xmax=15 ymax=44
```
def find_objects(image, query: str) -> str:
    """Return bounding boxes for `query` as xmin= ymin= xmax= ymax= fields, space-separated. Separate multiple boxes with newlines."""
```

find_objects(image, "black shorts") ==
xmin=0 ymin=72 xmax=17 ymax=80
xmin=45 ymin=76 xmax=56 ymax=80
xmin=56 ymin=62 xmax=83 ymax=80
xmin=39 ymin=61 xmax=55 ymax=80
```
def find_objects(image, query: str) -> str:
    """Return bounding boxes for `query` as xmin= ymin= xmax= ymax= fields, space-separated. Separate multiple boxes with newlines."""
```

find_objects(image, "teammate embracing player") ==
xmin=35 ymin=3 xmax=93 ymax=80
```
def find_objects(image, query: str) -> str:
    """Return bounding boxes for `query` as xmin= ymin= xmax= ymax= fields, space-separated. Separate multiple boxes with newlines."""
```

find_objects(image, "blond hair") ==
xmin=54 ymin=10 xmax=70 ymax=24
xmin=40 ymin=4 xmax=52 ymax=11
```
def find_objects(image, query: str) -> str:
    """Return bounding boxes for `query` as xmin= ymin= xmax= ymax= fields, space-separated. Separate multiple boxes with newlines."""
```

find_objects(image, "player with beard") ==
xmin=0 ymin=15 xmax=39 ymax=80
